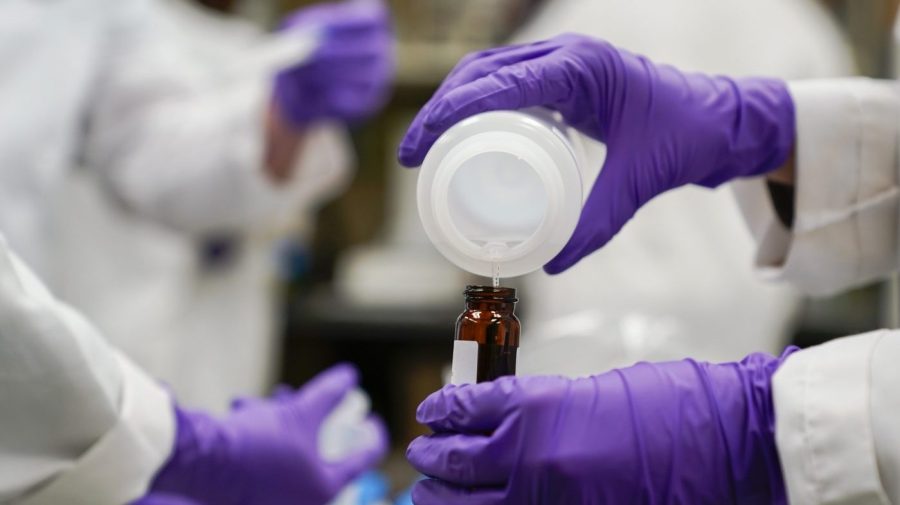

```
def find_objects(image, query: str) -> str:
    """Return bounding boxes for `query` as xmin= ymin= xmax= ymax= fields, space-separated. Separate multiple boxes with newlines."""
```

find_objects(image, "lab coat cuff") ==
xmin=735 ymin=79 xmax=900 ymax=295
xmin=773 ymin=331 xmax=891 ymax=505
xmin=18 ymin=354 xmax=176 ymax=505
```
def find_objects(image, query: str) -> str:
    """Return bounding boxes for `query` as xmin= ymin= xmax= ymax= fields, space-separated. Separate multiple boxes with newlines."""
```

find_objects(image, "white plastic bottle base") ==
xmin=417 ymin=109 xmax=585 ymax=278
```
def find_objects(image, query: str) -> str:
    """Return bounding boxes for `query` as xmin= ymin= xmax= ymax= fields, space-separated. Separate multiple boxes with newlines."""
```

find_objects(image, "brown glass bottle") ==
xmin=450 ymin=285 xmax=520 ymax=384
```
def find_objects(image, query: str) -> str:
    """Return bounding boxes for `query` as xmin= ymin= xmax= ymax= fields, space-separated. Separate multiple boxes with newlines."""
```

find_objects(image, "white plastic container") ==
xmin=417 ymin=109 xmax=586 ymax=278
xmin=318 ymin=389 xmax=383 ymax=505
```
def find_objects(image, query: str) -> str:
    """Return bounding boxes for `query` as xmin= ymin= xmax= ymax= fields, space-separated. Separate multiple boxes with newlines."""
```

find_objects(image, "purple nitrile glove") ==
xmin=397 ymin=34 xmax=795 ymax=273
xmin=131 ymin=493 xmax=199 ymax=505
xmin=407 ymin=348 xmax=798 ymax=504
xmin=143 ymin=364 xmax=388 ymax=505
xmin=274 ymin=0 xmax=395 ymax=126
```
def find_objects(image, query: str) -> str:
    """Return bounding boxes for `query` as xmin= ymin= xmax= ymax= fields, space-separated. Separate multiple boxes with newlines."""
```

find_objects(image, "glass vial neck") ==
xmin=464 ymin=285 xmax=517 ymax=312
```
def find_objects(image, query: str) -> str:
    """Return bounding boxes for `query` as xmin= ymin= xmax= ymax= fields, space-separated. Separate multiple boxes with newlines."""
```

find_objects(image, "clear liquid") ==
xmin=492 ymin=262 xmax=500 ymax=288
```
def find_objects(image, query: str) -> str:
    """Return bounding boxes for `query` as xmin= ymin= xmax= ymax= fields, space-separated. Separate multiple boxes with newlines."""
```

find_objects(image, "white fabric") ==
xmin=0 ymin=236 xmax=174 ymax=505
xmin=870 ymin=334 xmax=900 ymax=504
xmin=513 ymin=0 xmax=854 ymax=375
xmin=733 ymin=79 xmax=900 ymax=296
xmin=49 ymin=0 xmax=353 ymax=412
xmin=773 ymin=331 xmax=896 ymax=505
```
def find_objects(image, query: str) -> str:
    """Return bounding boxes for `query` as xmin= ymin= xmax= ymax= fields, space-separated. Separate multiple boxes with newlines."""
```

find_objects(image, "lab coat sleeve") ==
xmin=0 ymin=235 xmax=174 ymax=505
xmin=83 ymin=0 xmax=349 ymax=234
xmin=732 ymin=78 xmax=900 ymax=295
xmin=772 ymin=330 xmax=900 ymax=505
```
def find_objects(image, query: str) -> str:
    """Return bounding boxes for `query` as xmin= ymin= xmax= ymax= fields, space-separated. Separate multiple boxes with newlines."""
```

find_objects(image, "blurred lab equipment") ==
xmin=320 ymin=389 xmax=387 ymax=505
xmin=414 ymin=110 xmax=586 ymax=278
xmin=517 ymin=309 xmax=691 ymax=377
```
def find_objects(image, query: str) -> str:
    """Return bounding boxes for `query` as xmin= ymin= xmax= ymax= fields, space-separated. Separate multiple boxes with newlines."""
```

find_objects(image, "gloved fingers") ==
xmin=411 ymin=478 xmax=507 ymax=505
xmin=296 ymin=363 xmax=360 ymax=421
xmin=438 ymin=39 xmax=557 ymax=98
xmin=422 ymin=58 xmax=567 ymax=133
xmin=397 ymin=105 xmax=438 ymax=167
xmin=406 ymin=432 xmax=512 ymax=487
xmin=397 ymin=43 xmax=555 ymax=167
xmin=399 ymin=58 xmax=566 ymax=166
xmin=329 ymin=415 xmax=390 ymax=485
xmin=544 ymin=154 xmax=639 ymax=274
xmin=416 ymin=379 xmax=515 ymax=433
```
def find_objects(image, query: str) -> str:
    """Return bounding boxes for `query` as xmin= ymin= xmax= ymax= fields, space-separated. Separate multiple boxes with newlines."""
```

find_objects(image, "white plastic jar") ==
xmin=417 ymin=109 xmax=587 ymax=278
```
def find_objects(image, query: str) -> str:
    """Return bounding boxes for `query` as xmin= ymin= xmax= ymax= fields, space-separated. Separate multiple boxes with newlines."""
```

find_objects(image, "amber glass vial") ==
xmin=450 ymin=285 xmax=520 ymax=384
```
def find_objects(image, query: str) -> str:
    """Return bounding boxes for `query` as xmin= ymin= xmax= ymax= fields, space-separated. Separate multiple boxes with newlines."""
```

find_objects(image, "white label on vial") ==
xmin=450 ymin=340 xmax=479 ymax=385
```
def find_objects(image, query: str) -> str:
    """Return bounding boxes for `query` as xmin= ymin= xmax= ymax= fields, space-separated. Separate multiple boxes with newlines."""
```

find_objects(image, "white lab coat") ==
xmin=0 ymin=0 xmax=338 ymax=500
xmin=47 ymin=0 xmax=353 ymax=413
xmin=0 ymin=234 xmax=173 ymax=504
xmin=513 ymin=0 xmax=856 ymax=377
xmin=734 ymin=78 xmax=900 ymax=505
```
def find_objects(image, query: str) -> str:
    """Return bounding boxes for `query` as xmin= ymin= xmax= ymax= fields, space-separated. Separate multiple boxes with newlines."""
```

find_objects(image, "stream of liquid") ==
xmin=492 ymin=262 xmax=500 ymax=288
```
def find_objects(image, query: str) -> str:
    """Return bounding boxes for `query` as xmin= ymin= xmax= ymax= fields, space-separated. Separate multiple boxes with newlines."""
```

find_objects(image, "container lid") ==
xmin=417 ymin=111 xmax=583 ymax=278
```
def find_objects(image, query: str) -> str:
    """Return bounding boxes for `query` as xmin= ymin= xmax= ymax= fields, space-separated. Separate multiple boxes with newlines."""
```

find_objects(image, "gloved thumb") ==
xmin=544 ymin=154 xmax=639 ymax=274
xmin=297 ymin=363 xmax=360 ymax=423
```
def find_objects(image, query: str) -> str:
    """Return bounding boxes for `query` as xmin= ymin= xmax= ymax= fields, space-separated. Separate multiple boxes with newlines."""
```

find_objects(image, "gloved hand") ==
xmin=274 ymin=0 xmax=394 ymax=126
xmin=144 ymin=364 xmax=388 ymax=505
xmin=407 ymin=349 xmax=797 ymax=504
xmin=398 ymin=34 xmax=795 ymax=273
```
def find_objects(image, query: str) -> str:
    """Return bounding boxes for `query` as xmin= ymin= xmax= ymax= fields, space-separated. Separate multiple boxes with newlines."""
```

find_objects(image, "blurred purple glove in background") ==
xmin=132 ymin=493 xmax=198 ymax=505
xmin=142 ymin=364 xmax=388 ymax=505
xmin=398 ymin=34 xmax=794 ymax=273
xmin=408 ymin=349 xmax=797 ymax=504
xmin=275 ymin=0 xmax=394 ymax=126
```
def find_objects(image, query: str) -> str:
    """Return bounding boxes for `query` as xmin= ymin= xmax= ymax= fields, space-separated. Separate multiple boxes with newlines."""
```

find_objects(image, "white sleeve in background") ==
xmin=0 ymin=236 xmax=174 ymax=505
xmin=83 ymin=0 xmax=347 ymax=235
xmin=732 ymin=78 xmax=900 ymax=296
xmin=772 ymin=330 xmax=900 ymax=505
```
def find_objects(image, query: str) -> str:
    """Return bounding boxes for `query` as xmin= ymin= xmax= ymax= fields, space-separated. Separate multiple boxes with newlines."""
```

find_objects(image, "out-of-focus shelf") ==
xmin=287 ymin=288 xmax=459 ymax=342
xmin=395 ymin=41 xmax=487 ymax=86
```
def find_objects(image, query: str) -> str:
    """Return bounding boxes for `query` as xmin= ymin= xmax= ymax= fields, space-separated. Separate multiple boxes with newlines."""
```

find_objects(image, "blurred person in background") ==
xmin=508 ymin=0 xmax=855 ymax=375
xmin=49 ymin=0 xmax=360 ymax=414
xmin=400 ymin=11 xmax=900 ymax=505
xmin=0 ymin=0 xmax=393 ymax=502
